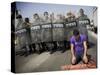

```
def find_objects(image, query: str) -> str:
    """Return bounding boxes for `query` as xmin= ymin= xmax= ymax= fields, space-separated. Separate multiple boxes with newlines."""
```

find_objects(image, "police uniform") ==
xmin=15 ymin=15 xmax=24 ymax=51
xmin=22 ymin=22 xmax=33 ymax=54
xmin=41 ymin=17 xmax=51 ymax=51
xmin=32 ymin=18 xmax=43 ymax=53
xmin=77 ymin=15 xmax=88 ymax=36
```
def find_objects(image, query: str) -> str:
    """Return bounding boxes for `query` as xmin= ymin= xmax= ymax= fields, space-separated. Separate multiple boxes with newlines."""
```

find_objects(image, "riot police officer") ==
xmin=15 ymin=10 xmax=24 ymax=54
xmin=22 ymin=18 xmax=33 ymax=56
xmin=63 ymin=11 xmax=77 ymax=53
xmin=77 ymin=8 xmax=89 ymax=35
xmin=42 ymin=11 xmax=51 ymax=23
xmin=78 ymin=8 xmax=88 ymax=20
xmin=41 ymin=12 xmax=51 ymax=52
xmin=16 ymin=15 xmax=23 ymax=30
xmin=15 ymin=10 xmax=23 ymax=30
xmin=56 ymin=14 xmax=65 ymax=23
xmin=77 ymin=8 xmax=89 ymax=48
xmin=66 ymin=11 xmax=76 ymax=22
xmin=50 ymin=12 xmax=56 ymax=23
xmin=33 ymin=13 xmax=42 ymax=25
xmin=32 ymin=13 xmax=43 ymax=54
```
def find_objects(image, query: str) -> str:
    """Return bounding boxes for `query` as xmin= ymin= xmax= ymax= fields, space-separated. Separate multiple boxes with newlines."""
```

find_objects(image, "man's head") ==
xmin=44 ymin=12 xmax=48 ymax=16
xmin=44 ymin=12 xmax=49 ymax=20
xmin=33 ymin=13 xmax=39 ymax=20
xmin=16 ymin=15 xmax=22 ymax=19
xmin=25 ymin=17 xmax=29 ymax=23
xmin=73 ymin=29 xmax=80 ymax=40
xmin=79 ymin=8 xmax=84 ymax=16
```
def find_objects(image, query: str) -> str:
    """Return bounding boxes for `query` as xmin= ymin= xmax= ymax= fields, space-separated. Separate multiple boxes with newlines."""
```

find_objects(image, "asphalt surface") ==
xmin=15 ymin=30 xmax=97 ymax=73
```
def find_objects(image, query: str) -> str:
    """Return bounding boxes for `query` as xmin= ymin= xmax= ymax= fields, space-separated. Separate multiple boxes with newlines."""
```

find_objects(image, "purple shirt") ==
xmin=70 ymin=34 xmax=87 ymax=54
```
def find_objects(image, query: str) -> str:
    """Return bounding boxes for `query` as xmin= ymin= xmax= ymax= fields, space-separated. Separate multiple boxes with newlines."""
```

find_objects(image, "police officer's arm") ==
xmin=22 ymin=23 xmax=25 ymax=29
xmin=27 ymin=23 xmax=31 ymax=26
xmin=71 ymin=44 xmax=75 ymax=57
xmin=83 ymin=41 xmax=87 ymax=56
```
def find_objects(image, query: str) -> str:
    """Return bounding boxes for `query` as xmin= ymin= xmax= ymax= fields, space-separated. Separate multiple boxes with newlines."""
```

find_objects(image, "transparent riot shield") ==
xmin=31 ymin=25 xmax=41 ymax=43
xmin=77 ymin=19 xmax=90 ymax=36
xmin=65 ymin=21 xmax=77 ymax=41
xmin=15 ymin=28 xmax=26 ymax=50
xmin=41 ymin=24 xmax=52 ymax=42
xmin=52 ymin=23 xmax=64 ymax=41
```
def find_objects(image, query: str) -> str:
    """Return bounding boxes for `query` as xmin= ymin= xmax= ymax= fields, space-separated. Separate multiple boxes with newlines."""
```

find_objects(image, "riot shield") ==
xmin=52 ymin=23 xmax=64 ymax=41
xmin=31 ymin=25 xmax=41 ymax=43
xmin=65 ymin=21 xmax=77 ymax=41
xmin=41 ymin=24 xmax=52 ymax=42
xmin=77 ymin=19 xmax=90 ymax=36
xmin=15 ymin=28 xmax=26 ymax=50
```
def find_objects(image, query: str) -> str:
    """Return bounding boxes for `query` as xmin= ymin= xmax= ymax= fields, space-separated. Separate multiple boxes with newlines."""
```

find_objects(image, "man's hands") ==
xmin=83 ymin=55 xmax=88 ymax=64
xmin=72 ymin=56 xmax=76 ymax=65
xmin=71 ymin=44 xmax=77 ymax=65
xmin=72 ymin=55 xmax=88 ymax=65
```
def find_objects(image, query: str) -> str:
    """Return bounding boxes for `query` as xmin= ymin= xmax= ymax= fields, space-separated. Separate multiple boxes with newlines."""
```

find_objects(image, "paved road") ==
xmin=15 ymin=30 xmax=97 ymax=73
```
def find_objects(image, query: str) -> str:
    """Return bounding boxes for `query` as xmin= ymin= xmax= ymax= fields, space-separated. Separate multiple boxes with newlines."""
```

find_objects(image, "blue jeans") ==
xmin=74 ymin=50 xmax=84 ymax=64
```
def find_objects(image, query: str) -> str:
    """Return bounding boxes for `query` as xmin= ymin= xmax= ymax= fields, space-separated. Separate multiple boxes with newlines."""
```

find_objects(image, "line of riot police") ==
xmin=15 ymin=9 xmax=90 ymax=56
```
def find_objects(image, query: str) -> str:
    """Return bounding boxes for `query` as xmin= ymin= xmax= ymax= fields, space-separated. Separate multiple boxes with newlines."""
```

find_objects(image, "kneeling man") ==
xmin=70 ymin=29 xmax=88 ymax=65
